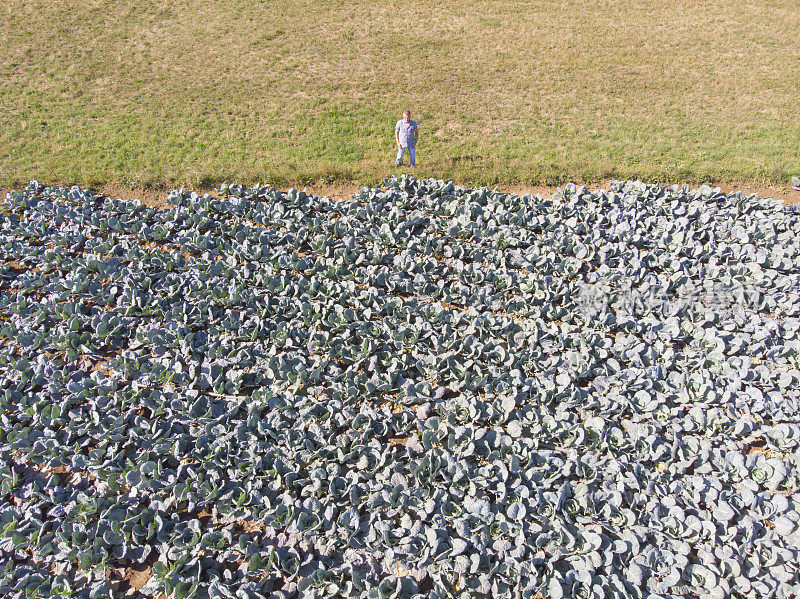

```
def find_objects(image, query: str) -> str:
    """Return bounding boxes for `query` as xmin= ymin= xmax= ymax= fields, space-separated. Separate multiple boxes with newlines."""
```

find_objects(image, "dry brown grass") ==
xmin=0 ymin=0 xmax=798 ymax=187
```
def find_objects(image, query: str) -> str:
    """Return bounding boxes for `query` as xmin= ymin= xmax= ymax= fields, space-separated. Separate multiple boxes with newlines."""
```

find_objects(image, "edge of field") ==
xmin=5 ymin=179 xmax=795 ymax=209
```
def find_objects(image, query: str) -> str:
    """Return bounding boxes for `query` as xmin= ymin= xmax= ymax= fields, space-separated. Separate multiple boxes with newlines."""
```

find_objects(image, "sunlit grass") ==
xmin=1 ymin=0 xmax=798 ymax=188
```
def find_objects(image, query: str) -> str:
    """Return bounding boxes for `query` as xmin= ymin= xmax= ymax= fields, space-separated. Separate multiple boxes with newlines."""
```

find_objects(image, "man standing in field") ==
xmin=395 ymin=110 xmax=418 ymax=167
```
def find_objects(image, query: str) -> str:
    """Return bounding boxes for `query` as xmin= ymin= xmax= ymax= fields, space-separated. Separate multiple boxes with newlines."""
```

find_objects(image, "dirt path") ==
xmin=4 ymin=180 xmax=800 ymax=208
xmin=103 ymin=180 xmax=800 ymax=208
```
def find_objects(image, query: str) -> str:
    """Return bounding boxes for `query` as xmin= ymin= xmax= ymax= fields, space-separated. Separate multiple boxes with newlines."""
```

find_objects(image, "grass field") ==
xmin=1 ymin=0 xmax=799 ymax=189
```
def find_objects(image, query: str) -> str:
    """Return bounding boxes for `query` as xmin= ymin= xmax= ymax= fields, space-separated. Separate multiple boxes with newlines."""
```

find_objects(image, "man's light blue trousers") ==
xmin=396 ymin=147 xmax=415 ymax=166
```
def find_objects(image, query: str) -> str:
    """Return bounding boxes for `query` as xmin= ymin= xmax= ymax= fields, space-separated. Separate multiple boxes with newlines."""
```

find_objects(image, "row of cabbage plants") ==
xmin=0 ymin=177 xmax=799 ymax=598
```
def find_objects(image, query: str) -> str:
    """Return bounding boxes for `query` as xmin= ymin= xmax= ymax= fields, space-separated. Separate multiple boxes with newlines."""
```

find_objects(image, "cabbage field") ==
xmin=1 ymin=178 xmax=800 ymax=599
